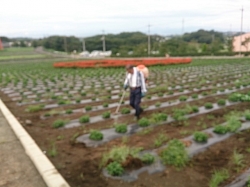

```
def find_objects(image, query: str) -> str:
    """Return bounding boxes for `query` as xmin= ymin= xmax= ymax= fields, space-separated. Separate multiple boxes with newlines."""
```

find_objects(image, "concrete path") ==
xmin=0 ymin=99 xmax=70 ymax=187
xmin=0 ymin=109 xmax=47 ymax=187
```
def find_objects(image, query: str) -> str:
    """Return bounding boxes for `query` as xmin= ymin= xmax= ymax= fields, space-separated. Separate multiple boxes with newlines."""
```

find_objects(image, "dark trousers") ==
xmin=129 ymin=87 xmax=142 ymax=117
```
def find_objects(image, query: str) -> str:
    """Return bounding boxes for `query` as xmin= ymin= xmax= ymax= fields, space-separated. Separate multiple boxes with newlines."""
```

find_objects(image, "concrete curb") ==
xmin=0 ymin=99 xmax=70 ymax=187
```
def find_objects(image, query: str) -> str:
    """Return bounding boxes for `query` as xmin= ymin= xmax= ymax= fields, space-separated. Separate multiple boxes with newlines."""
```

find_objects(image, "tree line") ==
xmin=2 ymin=29 xmax=248 ymax=57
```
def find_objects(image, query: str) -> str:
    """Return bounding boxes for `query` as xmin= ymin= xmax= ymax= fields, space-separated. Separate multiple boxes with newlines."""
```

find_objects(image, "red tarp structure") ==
xmin=53 ymin=58 xmax=192 ymax=68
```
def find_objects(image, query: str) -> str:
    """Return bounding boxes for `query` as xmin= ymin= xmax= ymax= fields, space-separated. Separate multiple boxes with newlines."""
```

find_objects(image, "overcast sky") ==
xmin=1 ymin=0 xmax=250 ymax=38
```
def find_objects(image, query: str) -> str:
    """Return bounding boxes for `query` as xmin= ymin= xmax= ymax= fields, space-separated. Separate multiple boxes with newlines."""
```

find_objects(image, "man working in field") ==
xmin=123 ymin=64 xmax=147 ymax=120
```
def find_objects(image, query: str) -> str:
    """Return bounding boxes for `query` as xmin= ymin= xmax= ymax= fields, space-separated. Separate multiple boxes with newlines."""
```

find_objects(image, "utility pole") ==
xmin=148 ymin=24 xmax=151 ymax=57
xmin=64 ymin=36 xmax=68 ymax=53
xmin=82 ymin=38 xmax=86 ymax=51
xmin=102 ymin=30 xmax=106 ymax=52
xmin=239 ymin=6 xmax=244 ymax=56
xmin=212 ymin=34 xmax=215 ymax=43
xmin=182 ymin=18 xmax=185 ymax=35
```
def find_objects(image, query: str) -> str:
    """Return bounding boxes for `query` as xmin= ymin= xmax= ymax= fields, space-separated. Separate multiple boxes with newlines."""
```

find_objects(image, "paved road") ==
xmin=0 ymin=110 xmax=47 ymax=187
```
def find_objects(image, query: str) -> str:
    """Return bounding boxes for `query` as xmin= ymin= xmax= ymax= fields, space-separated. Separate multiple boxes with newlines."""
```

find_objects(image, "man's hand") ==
xmin=141 ymin=92 xmax=146 ymax=98
xmin=123 ymin=84 xmax=128 ymax=90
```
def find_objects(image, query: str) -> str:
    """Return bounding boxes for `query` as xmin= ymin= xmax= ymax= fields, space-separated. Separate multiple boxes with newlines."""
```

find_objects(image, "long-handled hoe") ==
xmin=113 ymin=90 xmax=126 ymax=123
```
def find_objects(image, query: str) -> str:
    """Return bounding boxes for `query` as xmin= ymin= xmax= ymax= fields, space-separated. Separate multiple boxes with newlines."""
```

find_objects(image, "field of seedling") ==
xmin=1 ymin=48 xmax=250 ymax=187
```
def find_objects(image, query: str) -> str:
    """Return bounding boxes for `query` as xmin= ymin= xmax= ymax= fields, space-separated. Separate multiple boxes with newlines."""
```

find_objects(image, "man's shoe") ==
xmin=136 ymin=115 xmax=140 ymax=120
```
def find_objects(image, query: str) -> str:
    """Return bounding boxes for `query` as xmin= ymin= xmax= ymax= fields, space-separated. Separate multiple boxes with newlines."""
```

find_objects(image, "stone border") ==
xmin=0 ymin=99 xmax=70 ymax=187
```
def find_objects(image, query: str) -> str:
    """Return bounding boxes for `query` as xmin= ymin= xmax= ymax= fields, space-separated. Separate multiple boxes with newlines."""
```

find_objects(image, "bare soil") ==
xmin=1 ymin=89 xmax=250 ymax=187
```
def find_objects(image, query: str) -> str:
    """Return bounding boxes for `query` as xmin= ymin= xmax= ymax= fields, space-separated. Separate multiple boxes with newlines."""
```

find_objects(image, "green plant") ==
xmin=25 ymin=105 xmax=43 ymax=112
xmin=192 ymin=94 xmax=198 ymax=99
xmin=202 ymin=91 xmax=208 ymax=96
xmin=217 ymin=99 xmax=226 ymax=106
xmin=172 ymin=109 xmax=187 ymax=121
xmin=244 ymin=110 xmax=250 ymax=120
xmin=51 ymin=95 xmax=58 ymax=100
xmin=65 ymin=109 xmax=73 ymax=114
xmin=121 ymin=136 xmax=129 ymax=144
xmin=168 ymin=90 xmax=174 ymax=95
xmin=56 ymin=135 xmax=64 ymax=140
xmin=89 ymin=130 xmax=103 ymax=141
xmin=48 ymin=142 xmax=57 ymax=157
xmin=47 ymin=110 xmax=61 ymax=116
xmin=226 ymin=116 xmax=241 ymax=132
xmin=228 ymin=93 xmax=241 ymax=102
xmin=193 ymin=131 xmax=208 ymax=143
xmin=58 ymin=100 xmax=66 ymax=105
xmin=150 ymin=113 xmax=167 ymax=124
xmin=155 ymin=102 xmax=161 ymax=107
xmin=44 ymin=112 xmax=51 ymax=117
xmin=103 ymin=102 xmax=109 ymax=108
xmin=209 ymin=169 xmax=229 ymax=187
xmin=246 ymin=176 xmax=250 ymax=187
xmin=160 ymin=139 xmax=188 ymax=167
xmin=106 ymin=161 xmax=124 ymax=176
xmin=79 ymin=115 xmax=90 ymax=123
xmin=154 ymin=133 xmax=168 ymax=147
xmin=85 ymin=105 xmax=92 ymax=111
xmin=137 ymin=127 xmax=153 ymax=135
xmin=191 ymin=106 xmax=199 ymax=113
xmin=231 ymin=150 xmax=245 ymax=169
xmin=141 ymin=153 xmax=155 ymax=164
xmin=180 ymin=130 xmax=191 ymax=135
xmin=102 ymin=111 xmax=110 ymax=119
xmin=100 ymin=145 xmax=141 ymax=167
xmin=115 ymin=124 xmax=127 ymax=133
xmin=205 ymin=102 xmax=213 ymax=109
xmin=70 ymin=132 xmax=80 ymax=144
xmin=138 ymin=118 xmax=150 ymax=127
xmin=179 ymin=95 xmax=188 ymax=101
xmin=81 ymin=92 xmax=86 ymax=96
xmin=76 ymin=98 xmax=81 ymax=103
xmin=178 ymin=88 xmax=184 ymax=92
xmin=121 ymin=108 xmax=130 ymax=114
xmin=213 ymin=125 xmax=228 ymax=134
xmin=52 ymin=120 xmax=66 ymax=128
xmin=158 ymin=92 xmax=164 ymax=97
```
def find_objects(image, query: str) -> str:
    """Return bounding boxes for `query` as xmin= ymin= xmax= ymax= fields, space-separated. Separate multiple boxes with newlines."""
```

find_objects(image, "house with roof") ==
xmin=0 ymin=38 xmax=3 ymax=50
xmin=233 ymin=32 xmax=250 ymax=53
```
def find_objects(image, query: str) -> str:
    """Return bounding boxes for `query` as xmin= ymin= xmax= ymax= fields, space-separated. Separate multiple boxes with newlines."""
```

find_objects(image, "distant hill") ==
xmin=182 ymin=29 xmax=225 ymax=44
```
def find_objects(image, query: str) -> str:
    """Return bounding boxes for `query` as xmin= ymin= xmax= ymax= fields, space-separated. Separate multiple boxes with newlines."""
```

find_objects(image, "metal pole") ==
xmin=82 ymin=38 xmax=86 ymax=51
xmin=64 ymin=36 xmax=68 ymax=53
xmin=148 ymin=24 xmax=151 ymax=57
xmin=182 ymin=18 xmax=185 ymax=34
xmin=239 ymin=7 xmax=244 ymax=56
xmin=102 ymin=30 xmax=106 ymax=52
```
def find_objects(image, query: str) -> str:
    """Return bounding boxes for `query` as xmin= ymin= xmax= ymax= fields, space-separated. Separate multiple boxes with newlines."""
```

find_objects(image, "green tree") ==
xmin=20 ymin=41 xmax=26 ymax=47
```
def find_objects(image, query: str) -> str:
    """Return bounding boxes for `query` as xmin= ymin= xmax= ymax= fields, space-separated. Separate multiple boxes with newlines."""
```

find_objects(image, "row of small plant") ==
xmin=100 ymin=125 xmax=249 ymax=187
xmin=19 ymin=74 xmax=241 ymax=107
xmin=15 ymin=63 xmax=250 ymax=107
xmin=100 ymin=145 xmax=155 ymax=176
xmin=22 ymin=78 xmax=250 ymax=116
